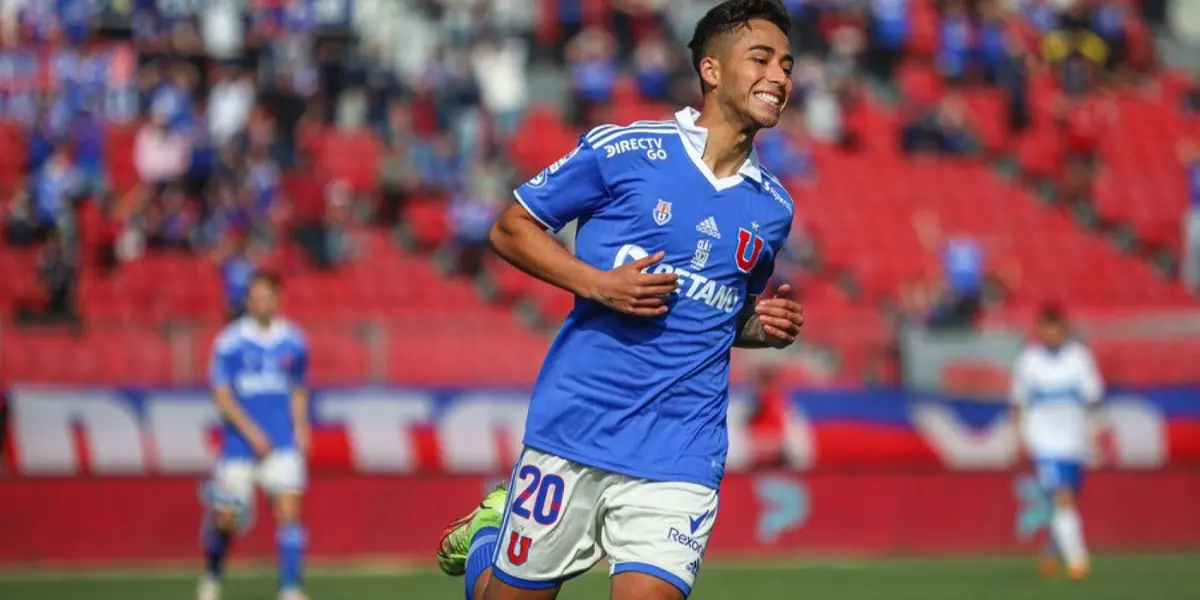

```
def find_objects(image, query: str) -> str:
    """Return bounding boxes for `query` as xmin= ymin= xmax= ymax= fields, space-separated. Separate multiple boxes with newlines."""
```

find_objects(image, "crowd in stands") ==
xmin=0 ymin=0 xmax=1193 ymax=336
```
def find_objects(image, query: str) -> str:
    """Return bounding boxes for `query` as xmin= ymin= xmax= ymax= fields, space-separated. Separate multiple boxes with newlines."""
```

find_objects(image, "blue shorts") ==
xmin=1035 ymin=459 xmax=1083 ymax=494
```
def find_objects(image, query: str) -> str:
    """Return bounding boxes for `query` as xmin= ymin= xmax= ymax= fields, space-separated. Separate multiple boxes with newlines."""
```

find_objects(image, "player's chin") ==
xmin=750 ymin=105 xmax=783 ymax=129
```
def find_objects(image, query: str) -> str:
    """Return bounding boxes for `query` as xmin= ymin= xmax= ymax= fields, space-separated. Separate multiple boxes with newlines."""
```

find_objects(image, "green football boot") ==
xmin=436 ymin=486 xmax=509 ymax=576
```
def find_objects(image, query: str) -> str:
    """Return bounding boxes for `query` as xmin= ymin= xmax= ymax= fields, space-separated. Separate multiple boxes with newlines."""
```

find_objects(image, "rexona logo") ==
xmin=613 ymin=244 xmax=741 ymax=313
xmin=666 ymin=526 xmax=705 ymax=555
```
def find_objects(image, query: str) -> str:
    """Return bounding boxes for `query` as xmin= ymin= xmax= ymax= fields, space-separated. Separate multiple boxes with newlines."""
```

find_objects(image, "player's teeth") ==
xmin=755 ymin=92 xmax=780 ymax=105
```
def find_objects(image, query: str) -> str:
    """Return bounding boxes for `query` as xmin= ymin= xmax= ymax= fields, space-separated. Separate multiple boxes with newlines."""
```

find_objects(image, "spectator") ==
xmin=71 ymin=105 xmax=107 ymax=187
xmin=1090 ymin=0 xmax=1128 ymax=73
xmin=977 ymin=1 xmax=1009 ymax=85
xmin=994 ymin=20 xmax=1034 ymax=135
xmin=295 ymin=179 xmax=355 ymax=271
xmin=937 ymin=0 xmax=974 ymax=85
xmin=259 ymin=70 xmax=308 ymax=166
xmin=208 ymin=65 xmax=256 ymax=146
xmin=143 ymin=184 xmax=196 ymax=251
xmin=1023 ymin=0 xmax=1059 ymax=36
xmin=632 ymin=25 xmax=678 ymax=102
xmin=439 ymin=159 xmax=509 ymax=276
xmin=134 ymin=105 xmax=192 ymax=187
xmin=1179 ymin=140 xmax=1200 ymax=291
xmin=866 ymin=0 xmax=909 ymax=84
xmin=566 ymin=25 xmax=618 ymax=126
xmin=12 ymin=146 xmax=84 ymax=244
xmin=1042 ymin=4 xmax=1108 ymax=94
xmin=756 ymin=111 xmax=816 ymax=184
xmin=915 ymin=212 xmax=985 ymax=330
xmin=15 ymin=229 xmax=78 ymax=325
xmin=795 ymin=55 xmax=842 ymax=143
xmin=471 ymin=35 xmax=530 ymax=141
xmin=1053 ymin=93 xmax=1115 ymax=205
xmin=415 ymin=134 xmax=465 ymax=193
xmin=901 ymin=92 xmax=978 ymax=157
xmin=218 ymin=234 xmax=256 ymax=321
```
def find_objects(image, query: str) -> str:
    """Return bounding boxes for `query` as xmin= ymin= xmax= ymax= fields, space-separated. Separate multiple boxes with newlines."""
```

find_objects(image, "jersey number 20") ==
xmin=506 ymin=465 xmax=565 ymax=565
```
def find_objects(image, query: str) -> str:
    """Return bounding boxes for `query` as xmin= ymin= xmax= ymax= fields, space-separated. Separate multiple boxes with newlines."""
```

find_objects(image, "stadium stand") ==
xmin=1 ymin=0 xmax=1198 ymax=389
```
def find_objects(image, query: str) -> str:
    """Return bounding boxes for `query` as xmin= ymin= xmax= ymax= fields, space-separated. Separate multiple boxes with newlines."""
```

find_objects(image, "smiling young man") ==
xmin=435 ymin=2 xmax=804 ymax=600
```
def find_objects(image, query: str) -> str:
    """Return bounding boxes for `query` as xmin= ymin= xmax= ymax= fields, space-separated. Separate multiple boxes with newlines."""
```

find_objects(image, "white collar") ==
xmin=673 ymin=107 xmax=763 ymax=190
xmin=238 ymin=316 xmax=288 ymax=347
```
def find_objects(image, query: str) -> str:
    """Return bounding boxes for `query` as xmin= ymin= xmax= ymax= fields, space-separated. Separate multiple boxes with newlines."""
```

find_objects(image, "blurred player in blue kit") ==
xmin=199 ymin=273 xmax=311 ymax=600
xmin=436 ymin=1 xmax=805 ymax=599
xmin=1010 ymin=305 xmax=1103 ymax=580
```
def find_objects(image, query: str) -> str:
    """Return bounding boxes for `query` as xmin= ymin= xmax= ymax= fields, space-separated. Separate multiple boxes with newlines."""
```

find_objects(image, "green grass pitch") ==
xmin=1 ymin=554 xmax=1198 ymax=600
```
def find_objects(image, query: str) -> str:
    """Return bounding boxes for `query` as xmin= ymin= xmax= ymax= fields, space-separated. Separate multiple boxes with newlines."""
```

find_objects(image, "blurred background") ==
xmin=0 ymin=0 xmax=1199 ymax=598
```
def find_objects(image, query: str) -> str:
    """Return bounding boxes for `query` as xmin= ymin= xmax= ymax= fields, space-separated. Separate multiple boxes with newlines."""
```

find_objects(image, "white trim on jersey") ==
xmin=512 ymin=189 xmax=555 ymax=231
xmin=673 ymin=107 xmax=762 ymax=191
xmin=584 ymin=120 xmax=675 ymax=146
xmin=588 ymin=125 xmax=680 ymax=150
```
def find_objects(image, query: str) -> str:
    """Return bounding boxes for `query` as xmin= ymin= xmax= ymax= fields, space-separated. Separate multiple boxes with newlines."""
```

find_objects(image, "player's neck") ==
xmin=250 ymin=316 xmax=276 ymax=332
xmin=695 ymin=103 xmax=756 ymax=179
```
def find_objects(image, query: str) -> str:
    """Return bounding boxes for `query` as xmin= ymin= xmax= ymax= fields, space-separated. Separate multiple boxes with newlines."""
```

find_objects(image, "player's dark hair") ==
xmin=1038 ymin=303 xmax=1066 ymax=325
xmin=250 ymin=271 xmax=283 ymax=292
xmin=688 ymin=0 xmax=791 ymax=83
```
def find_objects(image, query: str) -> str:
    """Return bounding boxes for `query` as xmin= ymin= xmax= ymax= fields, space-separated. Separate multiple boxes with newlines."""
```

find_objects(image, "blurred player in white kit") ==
xmin=1010 ymin=304 xmax=1103 ymax=580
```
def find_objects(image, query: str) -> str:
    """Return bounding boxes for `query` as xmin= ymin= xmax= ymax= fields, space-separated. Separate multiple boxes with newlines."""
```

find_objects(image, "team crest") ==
xmin=653 ymin=200 xmax=673 ymax=226
xmin=735 ymin=227 xmax=765 ymax=273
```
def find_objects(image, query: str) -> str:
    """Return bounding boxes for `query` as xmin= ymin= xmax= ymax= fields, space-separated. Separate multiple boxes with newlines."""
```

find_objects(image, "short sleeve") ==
xmin=1010 ymin=353 xmax=1030 ymax=406
xmin=748 ymin=219 xmax=791 ymax=296
xmin=747 ymin=255 xmax=776 ymax=297
xmin=290 ymin=343 xmax=309 ymax=389
xmin=209 ymin=336 xmax=237 ymax=388
xmin=512 ymin=140 xmax=609 ymax=233
xmin=1077 ymin=348 xmax=1104 ymax=404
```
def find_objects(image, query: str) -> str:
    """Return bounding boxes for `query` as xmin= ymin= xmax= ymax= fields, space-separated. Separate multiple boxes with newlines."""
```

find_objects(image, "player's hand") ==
xmin=755 ymin=284 xmax=805 ymax=346
xmin=586 ymin=251 xmax=679 ymax=317
xmin=249 ymin=432 xmax=273 ymax=459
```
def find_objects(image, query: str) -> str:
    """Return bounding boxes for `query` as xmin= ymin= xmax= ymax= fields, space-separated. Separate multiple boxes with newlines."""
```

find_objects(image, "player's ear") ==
xmin=699 ymin=56 xmax=720 ymax=89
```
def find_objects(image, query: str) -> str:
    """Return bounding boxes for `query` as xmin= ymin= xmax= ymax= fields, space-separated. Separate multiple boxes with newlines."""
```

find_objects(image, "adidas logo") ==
xmin=686 ymin=558 xmax=701 ymax=577
xmin=696 ymin=217 xmax=721 ymax=239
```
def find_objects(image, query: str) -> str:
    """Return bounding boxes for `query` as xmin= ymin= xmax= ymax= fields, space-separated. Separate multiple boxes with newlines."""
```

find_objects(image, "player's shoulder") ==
xmin=756 ymin=166 xmax=795 ymax=222
xmin=1062 ymin=340 xmax=1095 ymax=362
xmin=214 ymin=321 xmax=246 ymax=353
xmin=1015 ymin=344 xmax=1043 ymax=367
xmin=277 ymin=318 xmax=308 ymax=348
xmin=580 ymin=119 xmax=678 ymax=162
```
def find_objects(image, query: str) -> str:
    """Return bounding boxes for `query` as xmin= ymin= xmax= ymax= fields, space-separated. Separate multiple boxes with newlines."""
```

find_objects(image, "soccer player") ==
xmin=1010 ymin=304 xmax=1103 ymax=580
xmin=198 ymin=273 xmax=311 ymax=600
xmin=436 ymin=2 xmax=804 ymax=599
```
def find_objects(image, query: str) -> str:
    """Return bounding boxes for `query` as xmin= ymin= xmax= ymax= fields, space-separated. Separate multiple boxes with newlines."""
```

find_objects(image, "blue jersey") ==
xmin=209 ymin=317 xmax=309 ymax=459
xmin=514 ymin=108 xmax=794 ymax=489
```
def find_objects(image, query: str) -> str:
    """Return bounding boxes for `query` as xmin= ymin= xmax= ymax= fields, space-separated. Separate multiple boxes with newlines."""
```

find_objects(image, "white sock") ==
xmin=1051 ymin=505 xmax=1088 ymax=568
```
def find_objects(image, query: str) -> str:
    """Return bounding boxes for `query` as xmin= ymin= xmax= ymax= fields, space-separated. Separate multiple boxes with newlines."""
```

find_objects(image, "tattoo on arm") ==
xmin=734 ymin=296 xmax=772 ymax=348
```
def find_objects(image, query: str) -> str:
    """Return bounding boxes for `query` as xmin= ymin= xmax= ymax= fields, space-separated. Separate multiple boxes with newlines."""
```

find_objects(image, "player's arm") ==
xmin=490 ymin=142 xmax=677 ymax=316
xmin=734 ymin=245 xmax=803 ymax=348
xmin=290 ymin=343 xmax=311 ymax=456
xmin=735 ymin=289 xmax=803 ymax=348
xmin=1009 ymin=354 xmax=1030 ymax=463
xmin=212 ymin=384 xmax=271 ymax=458
xmin=209 ymin=342 xmax=271 ymax=458
xmin=1079 ymin=347 xmax=1106 ymax=444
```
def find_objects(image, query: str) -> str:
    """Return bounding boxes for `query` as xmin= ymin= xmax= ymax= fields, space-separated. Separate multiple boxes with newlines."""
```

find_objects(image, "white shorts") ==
xmin=491 ymin=447 xmax=718 ymax=597
xmin=210 ymin=451 xmax=307 ymax=508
